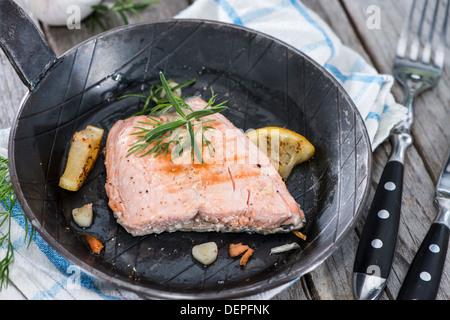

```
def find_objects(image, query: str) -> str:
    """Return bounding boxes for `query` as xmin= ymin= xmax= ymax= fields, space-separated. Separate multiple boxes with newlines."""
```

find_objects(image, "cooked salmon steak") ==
xmin=104 ymin=97 xmax=305 ymax=236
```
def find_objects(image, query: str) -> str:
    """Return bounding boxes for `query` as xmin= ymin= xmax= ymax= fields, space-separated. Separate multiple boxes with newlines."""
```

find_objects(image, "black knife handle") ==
xmin=397 ymin=222 xmax=449 ymax=300
xmin=354 ymin=160 xmax=404 ymax=279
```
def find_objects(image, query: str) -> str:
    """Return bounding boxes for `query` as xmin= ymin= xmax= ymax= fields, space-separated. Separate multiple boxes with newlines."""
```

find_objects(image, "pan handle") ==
xmin=0 ymin=0 xmax=57 ymax=90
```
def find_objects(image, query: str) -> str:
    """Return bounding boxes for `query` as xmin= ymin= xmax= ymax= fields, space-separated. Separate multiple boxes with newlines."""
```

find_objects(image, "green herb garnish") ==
xmin=89 ymin=0 xmax=159 ymax=31
xmin=0 ymin=156 xmax=35 ymax=290
xmin=120 ymin=77 xmax=196 ymax=117
xmin=122 ymin=72 xmax=227 ymax=164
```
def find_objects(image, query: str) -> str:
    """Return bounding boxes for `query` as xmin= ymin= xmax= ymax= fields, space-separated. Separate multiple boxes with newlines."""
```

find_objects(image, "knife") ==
xmin=396 ymin=152 xmax=450 ymax=300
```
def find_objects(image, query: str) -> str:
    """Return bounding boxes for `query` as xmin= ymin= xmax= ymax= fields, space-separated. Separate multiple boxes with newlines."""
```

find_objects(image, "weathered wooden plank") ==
xmin=365 ymin=141 xmax=449 ymax=299
xmin=2 ymin=0 xmax=447 ymax=300
xmin=275 ymin=0 xmax=449 ymax=300
xmin=42 ymin=0 xmax=191 ymax=56
xmin=342 ymin=0 xmax=450 ymax=183
xmin=341 ymin=0 xmax=450 ymax=300
xmin=274 ymin=0 xmax=379 ymax=300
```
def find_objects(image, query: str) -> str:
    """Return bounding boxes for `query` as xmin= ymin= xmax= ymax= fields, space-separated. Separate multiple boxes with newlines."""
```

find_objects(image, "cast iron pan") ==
xmin=0 ymin=0 xmax=372 ymax=299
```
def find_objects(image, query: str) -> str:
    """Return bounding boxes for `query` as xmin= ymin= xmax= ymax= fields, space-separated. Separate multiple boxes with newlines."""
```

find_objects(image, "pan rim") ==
xmin=8 ymin=18 xmax=372 ymax=300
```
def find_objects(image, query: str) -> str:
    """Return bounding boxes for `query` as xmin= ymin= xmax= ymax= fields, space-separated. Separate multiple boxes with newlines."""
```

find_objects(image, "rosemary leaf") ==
xmin=186 ymin=121 xmax=203 ymax=163
xmin=89 ymin=0 xmax=159 ymax=31
xmin=120 ymin=71 xmax=227 ymax=163
xmin=0 ymin=156 xmax=35 ymax=290
xmin=159 ymin=72 xmax=187 ymax=118
xmin=142 ymin=119 xmax=187 ymax=144
xmin=118 ymin=93 xmax=148 ymax=99
xmin=185 ymin=106 xmax=229 ymax=121
xmin=167 ymin=79 xmax=196 ymax=94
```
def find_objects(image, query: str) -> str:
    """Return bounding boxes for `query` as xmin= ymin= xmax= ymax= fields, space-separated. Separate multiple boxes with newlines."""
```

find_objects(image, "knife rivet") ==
xmin=384 ymin=182 xmax=396 ymax=191
xmin=378 ymin=210 xmax=390 ymax=219
xmin=419 ymin=271 xmax=432 ymax=282
xmin=429 ymin=244 xmax=440 ymax=253
xmin=371 ymin=239 xmax=383 ymax=248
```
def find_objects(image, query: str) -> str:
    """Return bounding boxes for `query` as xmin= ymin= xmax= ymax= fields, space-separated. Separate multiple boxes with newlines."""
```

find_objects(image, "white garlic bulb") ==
xmin=22 ymin=0 xmax=102 ymax=26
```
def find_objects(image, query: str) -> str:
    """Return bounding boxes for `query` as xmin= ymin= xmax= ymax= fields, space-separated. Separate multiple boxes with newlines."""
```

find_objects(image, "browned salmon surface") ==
xmin=104 ymin=97 xmax=305 ymax=236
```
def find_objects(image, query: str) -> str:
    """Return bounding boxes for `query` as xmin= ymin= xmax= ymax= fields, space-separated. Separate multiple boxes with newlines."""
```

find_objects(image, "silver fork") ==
xmin=353 ymin=0 xmax=449 ymax=300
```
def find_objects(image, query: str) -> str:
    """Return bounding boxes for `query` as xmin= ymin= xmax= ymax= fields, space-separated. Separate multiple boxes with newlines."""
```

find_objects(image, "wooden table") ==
xmin=0 ymin=0 xmax=449 ymax=300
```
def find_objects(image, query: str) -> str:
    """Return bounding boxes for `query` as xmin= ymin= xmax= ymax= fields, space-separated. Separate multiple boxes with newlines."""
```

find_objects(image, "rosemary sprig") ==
xmin=0 ymin=156 xmax=35 ymax=290
xmin=124 ymin=72 xmax=228 ymax=164
xmin=89 ymin=0 xmax=159 ymax=31
xmin=120 ymin=77 xmax=196 ymax=117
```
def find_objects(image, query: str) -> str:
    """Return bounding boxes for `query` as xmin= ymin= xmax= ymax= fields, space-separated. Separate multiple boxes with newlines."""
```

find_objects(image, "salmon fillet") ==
xmin=104 ymin=97 xmax=305 ymax=236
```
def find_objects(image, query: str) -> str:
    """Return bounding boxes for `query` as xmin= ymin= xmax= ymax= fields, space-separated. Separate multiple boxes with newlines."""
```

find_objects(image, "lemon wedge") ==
xmin=246 ymin=127 xmax=315 ymax=180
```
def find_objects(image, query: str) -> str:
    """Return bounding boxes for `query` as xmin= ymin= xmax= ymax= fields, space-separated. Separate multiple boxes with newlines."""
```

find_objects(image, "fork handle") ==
xmin=353 ymin=130 xmax=412 ymax=300
xmin=353 ymin=160 xmax=404 ymax=292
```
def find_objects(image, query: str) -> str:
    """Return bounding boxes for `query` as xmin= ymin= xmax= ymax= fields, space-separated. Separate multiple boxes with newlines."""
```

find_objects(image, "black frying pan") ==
xmin=0 ymin=0 xmax=372 ymax=299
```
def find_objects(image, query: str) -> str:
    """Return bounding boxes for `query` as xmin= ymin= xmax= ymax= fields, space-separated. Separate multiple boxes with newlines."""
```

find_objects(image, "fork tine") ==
xmin=396 ymin=0 xmax=418 ymax=58
xmin=434 ymin=0 xmax=450 ymax=68
xmin=421 ymin=0 xmax=440 ymax=63
xmin=397 ymin=0 xmax=449 ymax=67
xmin=409 ymin=0 xmax=429 ymax=61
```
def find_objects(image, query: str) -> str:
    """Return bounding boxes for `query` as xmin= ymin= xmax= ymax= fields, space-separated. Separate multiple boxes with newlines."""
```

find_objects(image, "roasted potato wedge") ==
xmin=59 ymin=125 xmax=104 ymax=191
xmin=246 ymin=127 xmax=315 ymax=180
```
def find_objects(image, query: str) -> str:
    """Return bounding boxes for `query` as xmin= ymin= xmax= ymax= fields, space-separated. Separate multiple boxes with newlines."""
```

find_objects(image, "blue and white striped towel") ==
xmin=0 ymin=0 xmax=406 ymax=300
xmin=0 ymin=195 xmax=141 ymax=299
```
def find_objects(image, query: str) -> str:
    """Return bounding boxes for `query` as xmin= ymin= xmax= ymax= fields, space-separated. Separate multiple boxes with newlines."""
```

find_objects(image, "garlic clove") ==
xmin=72 ymin=203 xmax=93 ymax=228
xmin=192 ymin=242 xmax=218 ymax=266
xmin=158 ymin=81 xmax=182 ymax=100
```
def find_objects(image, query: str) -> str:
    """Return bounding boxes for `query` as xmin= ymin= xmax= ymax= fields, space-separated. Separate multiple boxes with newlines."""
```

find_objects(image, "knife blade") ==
xmin=396 ymin=152 xmax=450 ymax=300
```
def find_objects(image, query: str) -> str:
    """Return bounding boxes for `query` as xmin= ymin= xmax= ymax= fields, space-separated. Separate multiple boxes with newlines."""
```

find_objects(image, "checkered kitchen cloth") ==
xmin=0 ymin=0 xmax=406 ymax=300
